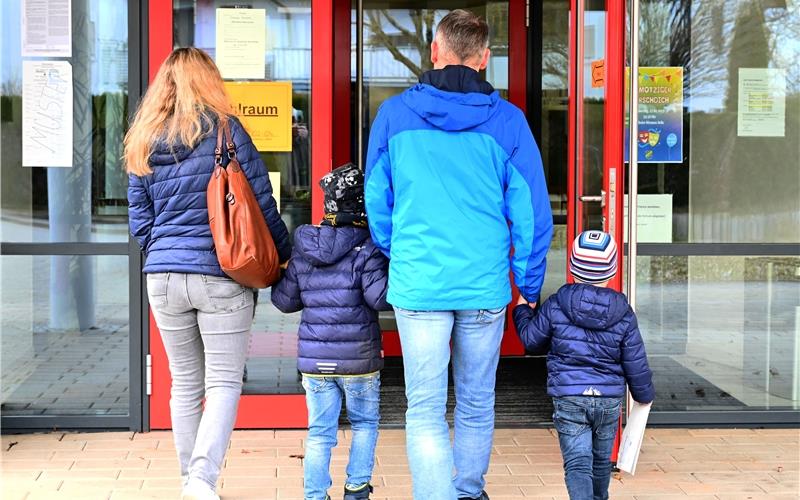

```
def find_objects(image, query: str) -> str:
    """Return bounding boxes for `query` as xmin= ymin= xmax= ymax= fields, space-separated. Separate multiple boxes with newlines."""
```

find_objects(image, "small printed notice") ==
xmin=617 ymin=401 xmax=652 ymax=475
xmin=737 ymin=68 xmax=786 ymax=137
xmin=216 ymin=8 xmax=266 ymax=80
xmin=625 ymin=67 xmax=684 ymax=163
xmin=22 ymin=61 xmax=73 ymax=167
xmin=22 ymin=0 xmax=72 ymax=57
xmin=225 ymin=81 xmax=292 ymax=152
xmin=624 ymin=194 xmax=672 ymax=243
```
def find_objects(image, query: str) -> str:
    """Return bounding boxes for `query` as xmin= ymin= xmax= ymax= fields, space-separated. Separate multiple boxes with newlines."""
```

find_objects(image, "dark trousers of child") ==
xmin=552 ymin=396 xmax=623 ymax=500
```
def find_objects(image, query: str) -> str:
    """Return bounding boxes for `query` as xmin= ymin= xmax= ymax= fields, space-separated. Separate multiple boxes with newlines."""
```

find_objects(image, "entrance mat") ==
xmin=349 ymin=355 xmax=745 ymax=427
xmin=350 ymin=357 xmax=552 ymax=427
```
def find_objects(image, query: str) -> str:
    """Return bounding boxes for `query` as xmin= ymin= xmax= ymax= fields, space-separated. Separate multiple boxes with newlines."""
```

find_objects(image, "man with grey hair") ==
xmin=365 ymin=9 xmax=552 ymax=500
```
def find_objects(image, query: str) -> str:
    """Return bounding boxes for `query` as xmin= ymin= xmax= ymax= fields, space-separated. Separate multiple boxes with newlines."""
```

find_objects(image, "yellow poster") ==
xmin=216 ymin=8 xmax=265 ymax=80
xmin=225 ymin=81 xmax=292 ymax=152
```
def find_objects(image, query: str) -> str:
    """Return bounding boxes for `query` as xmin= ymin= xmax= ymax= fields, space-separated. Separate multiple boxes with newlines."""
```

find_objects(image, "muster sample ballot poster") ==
xmin=22 ymin=0 xmax=72 ymax=57
xmin=737 ymin=68 xmax=786 ymax=137
xmin=22 ymin=61 xmax=73 ymax=167
xmin=216 ymin=8 xmax=266 ymax=80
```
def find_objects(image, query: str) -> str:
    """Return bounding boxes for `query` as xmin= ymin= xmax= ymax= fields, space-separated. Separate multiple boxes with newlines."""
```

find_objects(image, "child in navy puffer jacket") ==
xmin=513 ymin=230 xmax=654 ymax=500
xmin=271 ymin=163 xmax=389 ymax=500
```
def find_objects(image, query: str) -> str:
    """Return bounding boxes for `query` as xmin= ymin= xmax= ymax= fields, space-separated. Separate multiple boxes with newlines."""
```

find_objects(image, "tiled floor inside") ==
xmin=1 ymin=428 xmax=798 ymax=499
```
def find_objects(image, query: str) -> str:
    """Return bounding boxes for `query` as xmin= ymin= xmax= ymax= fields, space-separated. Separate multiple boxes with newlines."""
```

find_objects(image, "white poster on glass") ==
xmin=737 ymin=68 xmax=786 ymax=137
xmin=22 ymin=0 xmax=72 ymax=57
xmin=216 ymin=8 xmax=266 ymax=80
xmin=22 ymin=61 xmax=73 ymax=167
xmin=624 ymin=194 xmax=673 ymax=243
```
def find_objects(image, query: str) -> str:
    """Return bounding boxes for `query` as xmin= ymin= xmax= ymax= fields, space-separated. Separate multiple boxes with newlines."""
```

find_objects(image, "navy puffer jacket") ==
xmin=513 ymin=284 xmax=655 ymax=403
xmin=271 ymin=225 xmax=390 ymax=375
xmin=128 ymin=117 xmax=291 ymax=276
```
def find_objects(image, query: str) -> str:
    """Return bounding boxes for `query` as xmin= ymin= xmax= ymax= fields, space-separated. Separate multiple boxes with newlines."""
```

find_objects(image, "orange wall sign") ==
xmin=224 ymin=81 xmax=293 ymax=152
xmin=591 ymin=59 xmax=605 ymax=88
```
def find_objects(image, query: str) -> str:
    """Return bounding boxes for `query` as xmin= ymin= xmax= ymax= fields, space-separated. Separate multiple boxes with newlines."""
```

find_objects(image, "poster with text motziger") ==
xmin=22 ymin=61 xmax=73 ymax=167
xmin=625 ymin=67 xmax=684 ymax=164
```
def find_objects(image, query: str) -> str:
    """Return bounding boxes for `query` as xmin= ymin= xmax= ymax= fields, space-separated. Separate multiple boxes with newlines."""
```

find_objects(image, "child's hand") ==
xmin=280 ymin=260 xmax=290 ymax=270
xmin=516 ymin=295 xmax=528 ymax=306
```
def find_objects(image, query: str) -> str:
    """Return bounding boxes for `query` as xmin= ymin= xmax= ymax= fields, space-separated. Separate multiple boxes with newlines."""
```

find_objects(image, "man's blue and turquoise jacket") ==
xmin=365 ymin=65 xmax=553 ymax=310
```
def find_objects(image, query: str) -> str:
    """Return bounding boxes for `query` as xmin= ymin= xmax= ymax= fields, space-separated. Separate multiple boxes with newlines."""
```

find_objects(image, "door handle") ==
xmin=579 ymin=190 xmax=606 ymax=207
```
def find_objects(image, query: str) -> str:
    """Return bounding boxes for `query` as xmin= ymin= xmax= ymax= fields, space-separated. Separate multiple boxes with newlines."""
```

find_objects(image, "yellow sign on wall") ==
xmin=224 ymin=81 xmax=292 ymax=152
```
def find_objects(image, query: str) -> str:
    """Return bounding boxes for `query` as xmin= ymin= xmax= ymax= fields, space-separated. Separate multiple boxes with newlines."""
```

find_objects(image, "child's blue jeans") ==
xmin=302 ymin=373 xmax=380 ymax=500
xmin=552 ymin=395 xmax=623 ymax=500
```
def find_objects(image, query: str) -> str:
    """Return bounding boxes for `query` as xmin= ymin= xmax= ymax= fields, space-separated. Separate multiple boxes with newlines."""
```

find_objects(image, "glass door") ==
xmin=350 ymin=0 xmax=530 ymax=356
xmin=148 ymin=0 xmax=315 ymax=429
xmin=566 ymin=0 xmax=625 ymax=289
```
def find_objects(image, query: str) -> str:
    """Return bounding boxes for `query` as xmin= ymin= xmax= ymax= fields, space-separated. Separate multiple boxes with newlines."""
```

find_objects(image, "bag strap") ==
xmin=213 ymin=120 xmax=237 ymax=166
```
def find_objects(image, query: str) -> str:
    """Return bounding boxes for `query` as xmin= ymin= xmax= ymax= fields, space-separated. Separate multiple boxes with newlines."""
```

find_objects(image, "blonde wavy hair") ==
xmin=124 ymin=47 xmax=234 ymax=176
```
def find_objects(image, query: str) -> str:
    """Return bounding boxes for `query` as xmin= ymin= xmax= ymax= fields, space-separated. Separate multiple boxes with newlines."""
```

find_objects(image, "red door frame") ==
xmin=147 ymin=0 xmax=329 ymax=428
xmin=566 ymin=0 xmax=625 ymax=291
xmin=566 ymin=0 xmax=628 ymax=458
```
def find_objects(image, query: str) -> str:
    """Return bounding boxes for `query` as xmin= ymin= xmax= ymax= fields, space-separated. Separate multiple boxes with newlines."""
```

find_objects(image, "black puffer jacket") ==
xmin=271 ymin=225 xmax=389 ymax=375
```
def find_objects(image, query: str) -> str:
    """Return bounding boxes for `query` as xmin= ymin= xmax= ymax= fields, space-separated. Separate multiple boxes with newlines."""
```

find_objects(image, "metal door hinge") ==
xmin=146 ymin=354 xmax=152 ymax=396
xmin=526 ymin=0 xmax=530 ymax=27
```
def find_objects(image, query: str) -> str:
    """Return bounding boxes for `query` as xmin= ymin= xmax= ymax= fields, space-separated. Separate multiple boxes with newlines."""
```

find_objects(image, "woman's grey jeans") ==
xmin=147 ymin=272 xmax=254 ymax=490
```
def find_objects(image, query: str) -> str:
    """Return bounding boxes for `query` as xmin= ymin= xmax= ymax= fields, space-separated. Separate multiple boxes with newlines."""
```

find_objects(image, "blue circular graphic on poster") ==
xmin=666 ymin=133 xmax=678 ymax=148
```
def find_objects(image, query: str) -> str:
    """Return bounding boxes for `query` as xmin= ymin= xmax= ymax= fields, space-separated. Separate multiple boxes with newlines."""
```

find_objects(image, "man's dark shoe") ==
xmin=458 ymin=491 xmax=489 ymax=500
xmin=343 ymin=483 xmax=373 ymax=499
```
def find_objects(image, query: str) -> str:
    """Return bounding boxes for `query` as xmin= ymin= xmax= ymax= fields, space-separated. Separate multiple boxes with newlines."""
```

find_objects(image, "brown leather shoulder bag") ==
xmin=207 ymin=121 xmax=280 ymax=288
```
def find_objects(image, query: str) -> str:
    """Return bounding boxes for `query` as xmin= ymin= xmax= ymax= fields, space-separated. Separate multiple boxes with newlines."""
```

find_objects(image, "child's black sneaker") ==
xmin=343 ymin=483 xmax=372 ymax=499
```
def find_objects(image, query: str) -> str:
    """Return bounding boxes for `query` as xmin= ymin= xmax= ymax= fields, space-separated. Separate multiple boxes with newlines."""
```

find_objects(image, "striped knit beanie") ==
xmin=570 ymin=230 xmax=618 ymax=284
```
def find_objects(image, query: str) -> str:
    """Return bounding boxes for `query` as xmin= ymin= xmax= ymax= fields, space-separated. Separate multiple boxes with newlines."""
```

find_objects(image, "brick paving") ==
xmin=1 ymin=428 xmax=798 ymax=499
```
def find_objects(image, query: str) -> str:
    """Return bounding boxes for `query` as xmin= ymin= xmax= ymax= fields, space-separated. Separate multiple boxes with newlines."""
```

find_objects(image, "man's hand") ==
xmin=528 ymin=302 xmax=537 ymax=309
xmin=516 ymin=295 xmax=528 ymax=306
xmin=280 ymin=260 xmax=290 ymax=270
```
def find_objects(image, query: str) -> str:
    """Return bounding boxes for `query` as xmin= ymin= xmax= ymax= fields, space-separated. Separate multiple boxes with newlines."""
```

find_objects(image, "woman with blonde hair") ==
xmin=126 ymin=47 xmax=291 ymax=500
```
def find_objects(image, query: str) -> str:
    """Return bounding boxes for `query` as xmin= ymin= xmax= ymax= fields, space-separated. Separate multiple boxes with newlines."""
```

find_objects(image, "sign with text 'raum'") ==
xmin=224 ymin=81 xmax=292 ymax=152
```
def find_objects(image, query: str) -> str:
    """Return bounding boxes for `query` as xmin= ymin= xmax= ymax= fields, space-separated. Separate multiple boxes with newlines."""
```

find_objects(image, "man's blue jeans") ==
xmin=302 ymin=373 xmax=381 ymax=500
xmin=552 ymin=396 xmax=623 ymax=500
xmin=394 ymin=307 xmax=506 ymax=500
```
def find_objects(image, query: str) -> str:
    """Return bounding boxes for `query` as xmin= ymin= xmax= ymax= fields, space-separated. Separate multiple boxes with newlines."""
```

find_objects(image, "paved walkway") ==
xmin=2 ymin=428 xmax=798 ymax=499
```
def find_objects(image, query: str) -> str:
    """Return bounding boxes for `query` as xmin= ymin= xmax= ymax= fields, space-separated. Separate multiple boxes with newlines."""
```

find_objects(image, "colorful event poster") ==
xmin=224 ymin=81 xmax=292 ymax=152
xmin=625 ymin=67 xmax=684 ymax=163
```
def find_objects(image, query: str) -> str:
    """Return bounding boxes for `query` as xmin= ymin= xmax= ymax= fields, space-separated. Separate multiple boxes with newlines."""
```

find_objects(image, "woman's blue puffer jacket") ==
xmin=128 ymin=118 xmax=291 ymax=276
xmin=513 ymin=283 xmax=655 ymax=403
xmin=271 ymin=224 xmax=390 ymax=375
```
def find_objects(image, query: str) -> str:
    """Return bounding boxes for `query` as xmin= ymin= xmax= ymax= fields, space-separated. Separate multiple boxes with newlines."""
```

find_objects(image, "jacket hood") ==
xmin=294 ymin=225 xmax=370 ymax=266
xmin=401 ymin=66 xmax=500 ymax=131
xmin=149 ymin=141 xmax=195 ymax=166
xmin=149 ymin=117 xmax=219 ymax=166
xmin=556 ymin=284 xmax=630 ymax=330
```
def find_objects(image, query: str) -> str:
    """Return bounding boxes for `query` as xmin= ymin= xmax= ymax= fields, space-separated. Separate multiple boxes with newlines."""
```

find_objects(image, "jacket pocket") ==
xmin=202 ymin=275 xmax=251 ymax=312
xmin=146 ymin=273 xmax=169 ymax=307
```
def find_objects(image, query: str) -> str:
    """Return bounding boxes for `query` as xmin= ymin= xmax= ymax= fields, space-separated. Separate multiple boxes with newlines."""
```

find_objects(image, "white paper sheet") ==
xmin=737 ymin=68 xmax=786 ymax=137
xmin=617 ymin=400 xmax=652 ymax=475
xmin=22 ymin=0 xmax=72 ymax=57
xmin=216 ymin=8 xmax=266 ymax=80
xmin=22 ymin=61 xmax=73 ymax=167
